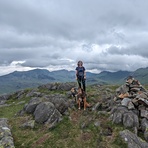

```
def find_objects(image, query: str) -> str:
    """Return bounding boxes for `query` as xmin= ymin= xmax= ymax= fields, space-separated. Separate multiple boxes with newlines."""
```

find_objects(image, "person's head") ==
xmin=77 ymin=60 xmax=83 ymax=66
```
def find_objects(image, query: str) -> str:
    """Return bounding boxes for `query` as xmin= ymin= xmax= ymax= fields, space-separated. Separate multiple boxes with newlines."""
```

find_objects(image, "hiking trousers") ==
xmin=77 ymin=76 xmax=86 ymax=91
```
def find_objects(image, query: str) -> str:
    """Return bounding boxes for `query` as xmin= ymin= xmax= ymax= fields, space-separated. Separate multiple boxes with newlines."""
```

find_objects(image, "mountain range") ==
xmin=0 ymin=67 xmax=148 ymax=94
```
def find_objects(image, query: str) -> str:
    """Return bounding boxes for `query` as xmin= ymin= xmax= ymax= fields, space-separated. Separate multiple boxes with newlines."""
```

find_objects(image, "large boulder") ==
xmin=43 ymin=94 xmax=69 ymax=114
xmin=120 ymin=130 xmax=148 ymax=148
xmin=33 ymin=102 xmax=62 ymax=124
xmin=111 ymin=106 xmax=128 ymax=124
xmin=57 ymin=83 xmax=75 ymax=91
xmin=38 ymin=82 xmax=75 ymax=91
xmin=111 ymin=106 xmax=139 ymax=129
xmin=25 ymin=89 xmax=42 ymax=98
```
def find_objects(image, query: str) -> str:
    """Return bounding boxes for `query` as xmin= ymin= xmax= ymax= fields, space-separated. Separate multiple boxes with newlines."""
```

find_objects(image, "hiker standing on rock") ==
xmin=75 ymin=60 xmax=86 ymax=91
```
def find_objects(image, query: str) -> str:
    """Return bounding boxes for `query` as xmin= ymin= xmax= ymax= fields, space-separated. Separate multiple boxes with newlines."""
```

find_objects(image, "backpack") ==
xmin=76 ymin=66 xmax=85 ymax=77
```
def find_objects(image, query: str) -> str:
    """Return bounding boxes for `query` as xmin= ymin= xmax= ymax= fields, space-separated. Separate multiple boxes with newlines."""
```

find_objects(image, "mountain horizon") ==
xmin=0 ymin=67 xmax=148 ymax=94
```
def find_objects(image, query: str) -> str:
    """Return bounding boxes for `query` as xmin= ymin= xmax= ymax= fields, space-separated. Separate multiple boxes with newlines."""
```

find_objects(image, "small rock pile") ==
xmin=111 ymin=76 xmax=148 ymax=144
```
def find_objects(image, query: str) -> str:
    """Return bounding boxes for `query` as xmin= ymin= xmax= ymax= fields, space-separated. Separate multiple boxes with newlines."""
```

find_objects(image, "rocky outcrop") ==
xmin=25 ymin=97 xmax=43 ymax=114
xmin=111 ymin=76 xmax=148 ymax=142
xmin=0 ymin=95 xmax=10 ymax=108
xmin=0 ymin=118 xmax=15 ymax=148
xmin=33 ymin=102 xmax=62 ymax=124
xmin=38 ymin=82 xmax=75 ymax=91
xmin=120 ymin=130 xmax=148 ymax=148
xmin=18 ymin=95 xmax=66 ymax=128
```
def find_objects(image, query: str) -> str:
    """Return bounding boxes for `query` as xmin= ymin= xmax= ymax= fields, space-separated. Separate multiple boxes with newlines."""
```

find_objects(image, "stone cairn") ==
xmin=111 ymin=76 xmax=148 ymax=144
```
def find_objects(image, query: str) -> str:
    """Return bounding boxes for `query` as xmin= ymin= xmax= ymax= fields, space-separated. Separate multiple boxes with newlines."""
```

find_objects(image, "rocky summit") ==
xmin=0 ymin=81 xmax=148 ymax=148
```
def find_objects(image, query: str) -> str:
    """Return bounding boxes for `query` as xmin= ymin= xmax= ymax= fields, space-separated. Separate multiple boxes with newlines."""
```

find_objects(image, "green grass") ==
xmin=0 ymin=84 xmax=129 ymax=148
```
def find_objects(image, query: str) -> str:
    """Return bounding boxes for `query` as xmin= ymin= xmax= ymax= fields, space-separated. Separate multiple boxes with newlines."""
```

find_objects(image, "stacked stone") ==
xmin=0 ymin=118 xmax=15 ymax=148
xmin=116 ymin=76 xmax=148 ymax=119
xmin=111 ymin=76 xmax=148 ymax=143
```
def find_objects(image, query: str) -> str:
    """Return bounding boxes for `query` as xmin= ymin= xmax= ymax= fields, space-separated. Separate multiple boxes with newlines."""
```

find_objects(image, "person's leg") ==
xmin=77 ymin=78 xmax=82 ymax=88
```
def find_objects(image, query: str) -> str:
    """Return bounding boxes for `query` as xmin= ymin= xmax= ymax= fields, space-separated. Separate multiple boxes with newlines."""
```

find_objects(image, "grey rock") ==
xmin=0 ymin=104 xmax=10 ymax=108
xmin=0 ymin=118 xmax=15 ymax=148
xmin=141 ymin=118 xmax=148 ymax=132
xmin=21 ymin=120 xmax=35 ymax=129
xmin=0 ymin=118 xmax=8 ymax=127
xmin=0 ymin=136 xmax=15 ymax=148
xmin=141 ymin=118 xmax=148 ymax=142
xmin=138 ymin=98 xmax=148 ymax=106
xmin=123 ymin=112 xmax=139 ymax=128
xmin=57 ymin=83 xmax=75 ymax=91
xmin=26 ymin=90 xmax=41 ymax=98
xmin=16 ymin=101 xmax=25 ymax=105
xmin=94 ymin=120 xmax=101 ymax=127
xmin=120 ymin=130 xmax=148 ymax=148
xmin=128 ymin=101 xmax=135 ymax=110
xmin=116 ymin=84 xmax=129 ymax=95
xmin=45 ymin=109 xmax=62 ymax=125
xmin=121 ymin=98 xmax=131 ymax=106
xmin=25 ymin=97 xmax=43 ymax=114
xmin=38 ymin=83 xmax=58 ymax=90
xmin=34 ymin=102 xmax=61 ymax=124
xmin=45 ymin=117 xmax=62 ymax=129
xmin=92 ymin=102 xmax=102 ymax=111
xmin=0 ymin=100 xmax=6 ymax=105
xmin=43 ymin=94 xmax=68 ymax=114
xmin=141 ymin=110 xmax=148 ymax=119
xmin=144 ymin=130 xmax=148 ymax=142
xmin=112 ymin=111 xmax=123 ymax=124
xmin=111 ymin=106 xmax=128 ymax=124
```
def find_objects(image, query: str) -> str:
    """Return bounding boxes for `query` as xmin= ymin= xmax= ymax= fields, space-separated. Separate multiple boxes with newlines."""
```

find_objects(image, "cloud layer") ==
xmin=0 ymin=0 xmax=148 ymax=75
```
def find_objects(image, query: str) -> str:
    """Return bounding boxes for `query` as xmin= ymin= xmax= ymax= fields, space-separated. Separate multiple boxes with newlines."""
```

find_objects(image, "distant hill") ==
xmin=131 ymin=67 xmax=148 ymax=84
xmin=0 ymin=69 xmax=72 ymax=94
xmin=96 ymin=70 xmax=131 ymax=84
xmin=0 ymin=67 xmax=148 ymax=94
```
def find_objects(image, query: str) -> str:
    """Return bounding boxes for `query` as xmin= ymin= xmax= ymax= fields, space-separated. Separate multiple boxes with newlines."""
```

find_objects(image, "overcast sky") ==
xmin=0 ymin=0 xmax=148 ymax=76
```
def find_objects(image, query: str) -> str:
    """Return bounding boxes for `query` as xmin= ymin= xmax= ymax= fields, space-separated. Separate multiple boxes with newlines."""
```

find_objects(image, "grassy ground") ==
xmin=0 ymin=85 xmax=128 ymax=148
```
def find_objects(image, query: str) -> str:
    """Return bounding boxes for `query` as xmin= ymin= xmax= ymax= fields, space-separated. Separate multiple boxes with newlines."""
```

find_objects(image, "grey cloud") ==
xmin=0 ymin=0 xmax=148 ymax=74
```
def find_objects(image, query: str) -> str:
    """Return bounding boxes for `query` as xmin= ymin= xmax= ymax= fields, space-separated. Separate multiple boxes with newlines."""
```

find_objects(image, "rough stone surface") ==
xmin=25 ymin=97 xmax=43 ymax=114
xmin=20 ymin=120 xmax=35 ymax=129
xmin=123 ymin=111 xmax=139 ymax=128
xmin=112 ymin=77 xmax=148 ymax=142
xmin=43 ymin=94 xmax=68 ymax=114
xmin=34 ymin=102 xmax=62 ymax=124
xmin=120 ymin=130 xmax=148 ymax=148
xmin=0 ymin=118 xmax=15 ymax=148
